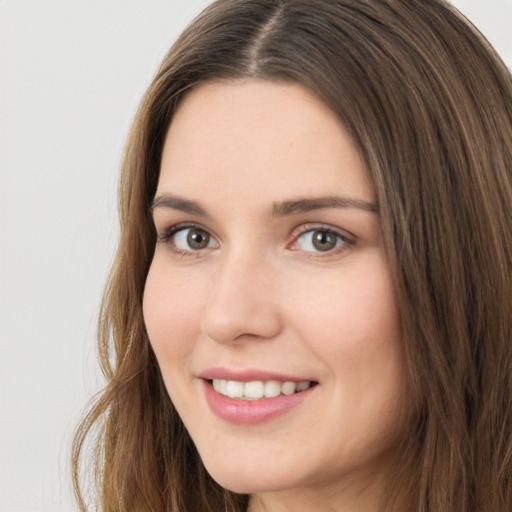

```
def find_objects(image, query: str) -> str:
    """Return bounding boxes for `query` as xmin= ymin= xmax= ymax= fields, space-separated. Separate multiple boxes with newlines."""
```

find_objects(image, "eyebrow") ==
xmin=151 ymin=194 xmax=210 ymax=217
xmin=271 ymin=196 xmax=378 ymax=216
xmin=150 ymin=193 xmax=378 ymax=217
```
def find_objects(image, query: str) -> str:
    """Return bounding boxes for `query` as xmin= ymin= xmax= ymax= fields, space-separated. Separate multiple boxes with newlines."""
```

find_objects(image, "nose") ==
xmin=201 ymin=252 xmax=283 ymax=345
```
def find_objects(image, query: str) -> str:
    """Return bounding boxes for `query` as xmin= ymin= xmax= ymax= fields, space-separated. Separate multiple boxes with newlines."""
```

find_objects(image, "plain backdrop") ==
xmin=0 ymin=1 xmax=510 ymax=511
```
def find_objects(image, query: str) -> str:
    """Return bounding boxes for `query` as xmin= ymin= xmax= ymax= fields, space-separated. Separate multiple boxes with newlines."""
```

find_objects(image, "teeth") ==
xmin=264 ymin=380 xmax=281 ymax=398
xmin=226 ymin=380 xmax=244 ymax=398
xmin=296 ymin=381 xmax=310 ymax=392
xmin=244 ymin=380 xmax=264 ymax=399
xmin=281 ymin=381 xmax=296 ymax=395
xmin=211 ymin=379 xmax=312 ymax=400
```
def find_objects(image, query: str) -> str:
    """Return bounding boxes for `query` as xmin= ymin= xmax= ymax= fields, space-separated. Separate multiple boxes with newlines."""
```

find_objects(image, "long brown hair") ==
xmin=72 ymin=1 xmax=512 ymax=510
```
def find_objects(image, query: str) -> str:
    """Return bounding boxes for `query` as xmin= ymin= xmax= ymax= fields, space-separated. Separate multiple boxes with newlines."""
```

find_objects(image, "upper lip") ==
xmin=199 ymin=367 xmax=316 ymax=383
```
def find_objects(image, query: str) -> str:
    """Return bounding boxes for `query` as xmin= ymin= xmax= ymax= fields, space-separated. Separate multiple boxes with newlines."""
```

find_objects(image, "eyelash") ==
xmin=157 ymin=222 xmax=213 ymax=257
xmin=290 ymin=223 xmax=354 ymax=257
xmin=156 ymin=222 xmax=355 ymax=258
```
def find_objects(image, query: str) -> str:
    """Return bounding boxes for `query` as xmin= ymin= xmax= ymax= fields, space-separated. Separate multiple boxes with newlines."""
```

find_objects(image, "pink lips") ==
xmin=199 ymin=368 xmax=316 ymax=425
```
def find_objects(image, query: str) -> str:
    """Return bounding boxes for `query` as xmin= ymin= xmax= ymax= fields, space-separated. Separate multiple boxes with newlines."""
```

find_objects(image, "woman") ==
xmin=72 ymin=1 xmax=512 ymax=511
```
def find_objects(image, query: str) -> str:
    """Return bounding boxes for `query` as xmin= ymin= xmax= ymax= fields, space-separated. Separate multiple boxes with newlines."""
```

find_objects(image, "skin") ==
xmin=143 ymin=80 xmax=405 ymax=512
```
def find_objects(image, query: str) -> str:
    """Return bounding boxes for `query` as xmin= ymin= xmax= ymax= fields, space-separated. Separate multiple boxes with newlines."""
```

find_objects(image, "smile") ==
xmin=202 ymin=376 xmax=317 ymax=424
xmin=212 ymin=379 xmax=312 ymax=400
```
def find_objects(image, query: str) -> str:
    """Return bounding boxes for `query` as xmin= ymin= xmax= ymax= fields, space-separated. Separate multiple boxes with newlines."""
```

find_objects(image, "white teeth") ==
xmin=244 ymin=381 xmax=265 ymax=399
xmin=226 ymin=380 xmax=244 ymax=398
xmin=281 ymin=381 xmax=296 ymax=395
xmin=211 ymin=379 xmax=312 ymax=399
xmin=264 ymin=380 xmax=281 ymax=398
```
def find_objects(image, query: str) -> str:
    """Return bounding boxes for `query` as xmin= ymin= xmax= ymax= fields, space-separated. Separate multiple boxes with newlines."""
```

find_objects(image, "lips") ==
xmin=199 ymin=368 xmax=317 ymax=424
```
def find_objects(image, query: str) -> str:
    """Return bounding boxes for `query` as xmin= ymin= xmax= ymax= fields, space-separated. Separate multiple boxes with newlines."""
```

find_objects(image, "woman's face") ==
xmin=144 ymin=80 xmax=405 ymax=509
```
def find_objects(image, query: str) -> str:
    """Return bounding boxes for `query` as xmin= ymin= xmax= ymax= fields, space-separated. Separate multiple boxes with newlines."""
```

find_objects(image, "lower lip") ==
xmin=202 ymin=380 xmax=315 ymax=425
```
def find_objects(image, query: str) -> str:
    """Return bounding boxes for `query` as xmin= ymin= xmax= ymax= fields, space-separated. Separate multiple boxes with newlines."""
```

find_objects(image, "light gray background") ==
xmin=0 ymin=1 xmax=510 ymax=511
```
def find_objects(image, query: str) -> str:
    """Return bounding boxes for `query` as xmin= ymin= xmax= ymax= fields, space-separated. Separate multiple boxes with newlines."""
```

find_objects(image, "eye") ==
xmin=293 ymin=228 xmax=347 ymax=253
xmin=159 ymin=224 xmax=219 ymax=252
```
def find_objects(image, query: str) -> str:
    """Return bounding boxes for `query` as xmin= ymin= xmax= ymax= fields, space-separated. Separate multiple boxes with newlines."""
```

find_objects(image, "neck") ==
xmin=247 ymin=470 xmax=392 ymax=512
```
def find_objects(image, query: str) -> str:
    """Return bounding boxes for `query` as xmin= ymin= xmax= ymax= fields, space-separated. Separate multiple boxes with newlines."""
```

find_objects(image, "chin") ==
xmin=200 ymin=457 xmax=299 ymax=495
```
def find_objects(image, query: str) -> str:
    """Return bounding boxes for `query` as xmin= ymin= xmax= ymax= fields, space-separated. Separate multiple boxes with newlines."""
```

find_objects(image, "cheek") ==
xmin=287 ymin=258 xmax=400 ymax=356
xmin=285 ymin=257 xmax=403 ymax=409
xmin=142 ymin=257 xmax=206 ymax=364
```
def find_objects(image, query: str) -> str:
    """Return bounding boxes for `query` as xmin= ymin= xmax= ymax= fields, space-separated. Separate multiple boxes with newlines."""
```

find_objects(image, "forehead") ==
xmin=158 ymin=79 xmax=374 ymax=204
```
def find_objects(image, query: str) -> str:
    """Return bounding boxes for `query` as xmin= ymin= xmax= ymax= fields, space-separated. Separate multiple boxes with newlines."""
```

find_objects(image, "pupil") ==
xmin=187 ymin=229 xmax=209 ymax=249
xmin=312 ymin=230 xmax=336 ymax=251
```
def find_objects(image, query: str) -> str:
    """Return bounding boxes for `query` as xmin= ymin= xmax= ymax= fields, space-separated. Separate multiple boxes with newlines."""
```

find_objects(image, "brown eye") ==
xmin=312 ymin=230 xmax=337 ymax=251
xmin=186 ymin=229 xmax=211 ymax=249
xmin=294 ymin=228 xmax=345 ymax=253
xmin=167 ymin=226 xmax=218 ymax=252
